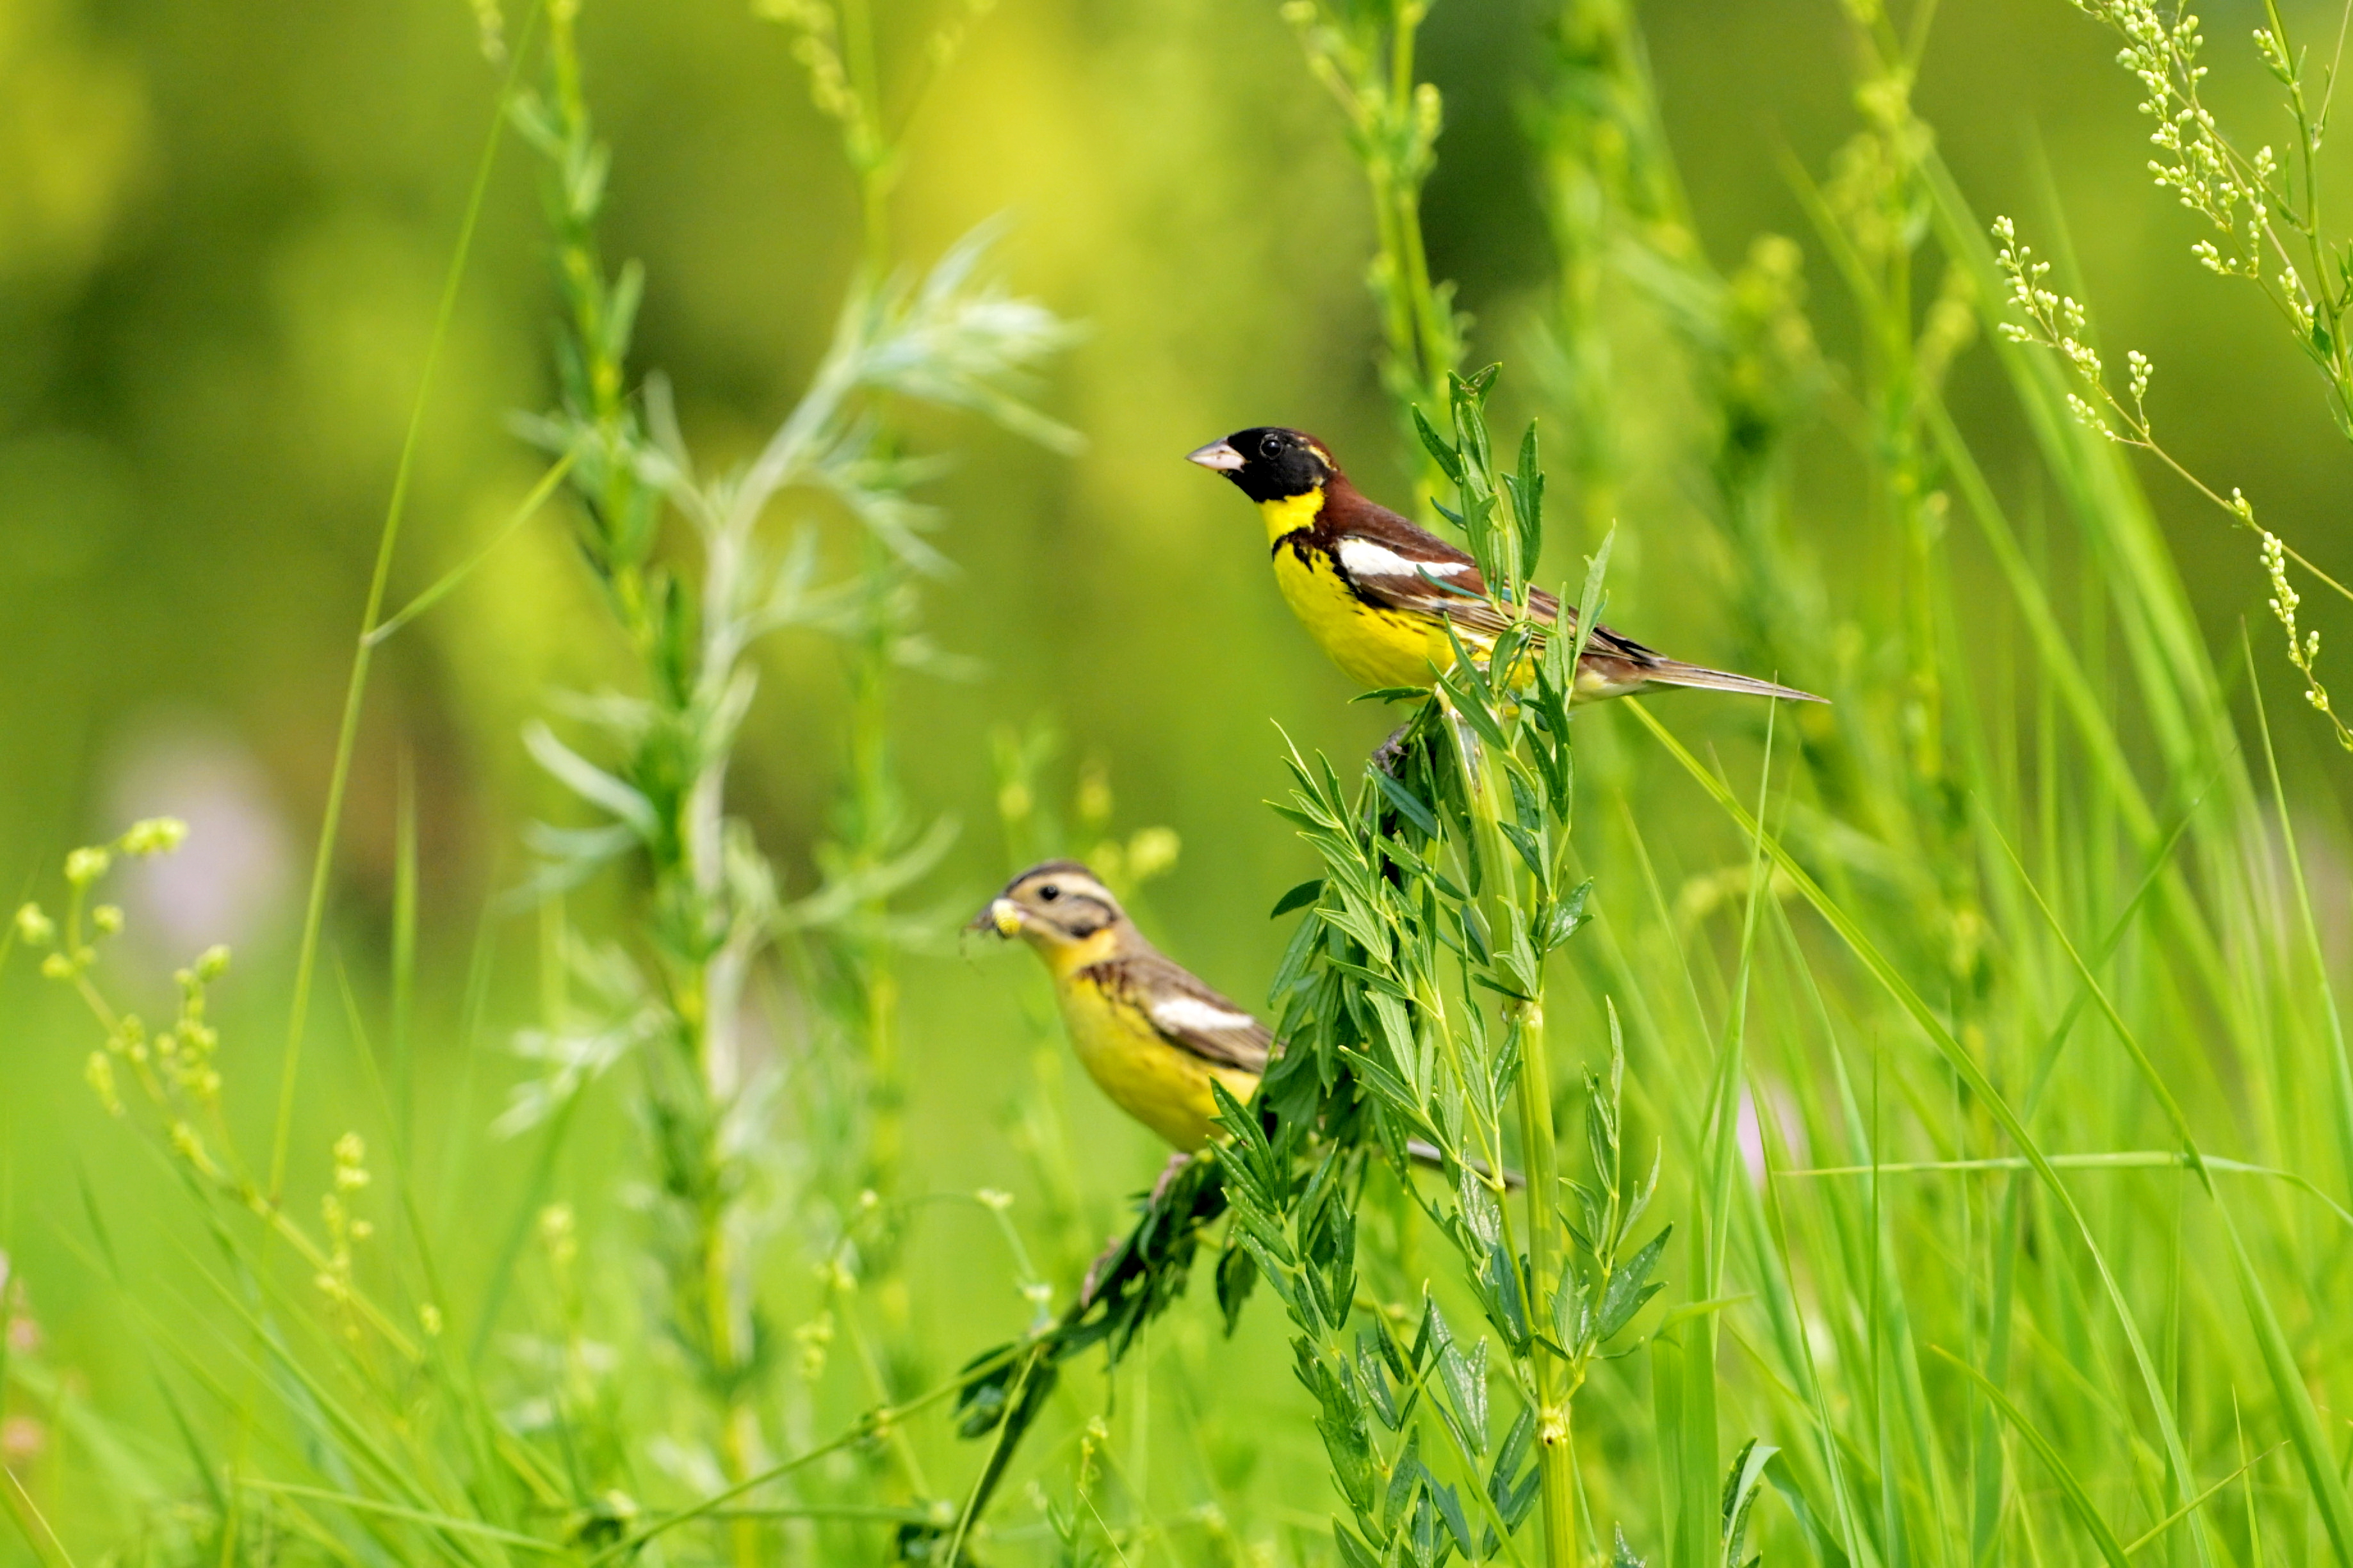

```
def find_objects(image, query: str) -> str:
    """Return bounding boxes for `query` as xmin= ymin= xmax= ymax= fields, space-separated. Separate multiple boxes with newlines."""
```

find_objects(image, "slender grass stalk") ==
xmin=267 ymin=0 xmax=538 ymax=1202
xmin=1 ymin=1462 xmax=75 ymax=1568
xmin=756 ymin=22 xmax=1084 ymax=1461
xmin=1286 ymin=0 xmax=1463 ymax=494
xmin=1538 ymin=0 xmax=1698 ymax=543
xmin=1499 ymin=880 xmax=1574 ymax=1568
xmin=512 ymin=18 xmax=771 ymax=1553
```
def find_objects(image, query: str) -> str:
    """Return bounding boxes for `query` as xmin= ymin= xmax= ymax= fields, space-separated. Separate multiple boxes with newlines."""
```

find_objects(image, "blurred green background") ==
xmin=5 ymin=0 xmax=2353 ymax=1550
xmin=8 ymin=0 xmax=2348 ymax=925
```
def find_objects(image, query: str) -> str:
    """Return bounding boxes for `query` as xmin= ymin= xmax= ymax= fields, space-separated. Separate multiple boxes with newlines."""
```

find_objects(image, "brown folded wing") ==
xmin=1077 ymin=953 xmax=1272 ymax=1074
xmin=1316 ymin=483 xmax=1667 ymax=670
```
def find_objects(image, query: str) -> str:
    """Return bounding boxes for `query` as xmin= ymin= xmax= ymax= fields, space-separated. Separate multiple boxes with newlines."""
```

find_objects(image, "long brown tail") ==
xmin=1641 ymin=659 xmax=1827 ymax=705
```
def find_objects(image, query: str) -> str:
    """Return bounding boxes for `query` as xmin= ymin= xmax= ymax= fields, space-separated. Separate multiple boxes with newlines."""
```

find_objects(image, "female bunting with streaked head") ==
xmin=972 ymin=860 xmax=1521 ymax=1199
xmin=969 ymin=861 xmax=1267 ymax=1154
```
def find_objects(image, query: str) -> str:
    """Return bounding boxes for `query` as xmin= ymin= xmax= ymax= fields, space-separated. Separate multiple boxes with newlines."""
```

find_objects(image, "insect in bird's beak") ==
xmin=966 ymin=897 xmax=1023 ymax=937
xmin=1185 ymin=440 xmax=1244 ymax=472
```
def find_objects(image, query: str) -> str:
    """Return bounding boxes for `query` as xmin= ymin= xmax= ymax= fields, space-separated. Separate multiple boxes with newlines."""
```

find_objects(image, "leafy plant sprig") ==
xmin=15 ymin=825 xmax=425 ymax=1362
xmin=1992 ymin=214 xmax=2353 ymax=750
xmin=2068 ymin=0 xmax=2353 ymax=426
xmin=2042 ymin=0 xmax=2353 ymax=751
xmin=506 ymin=3 xmax=1074 ymax=1553
xmin=1228 ymin=367 xmax=1673 ymax=1566
xmin=756 ymin=0 xmax=1080 ymax=1321
xmin=1282 ymin=0 xmax=1465 ymax=489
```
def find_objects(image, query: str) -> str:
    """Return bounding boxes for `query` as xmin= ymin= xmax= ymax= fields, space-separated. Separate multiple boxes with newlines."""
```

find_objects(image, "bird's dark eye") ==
xmin=1258 ymin=432 xmax=1283 ymax=459
xmin=1038 ymin=884 xmax=1060 ymax=901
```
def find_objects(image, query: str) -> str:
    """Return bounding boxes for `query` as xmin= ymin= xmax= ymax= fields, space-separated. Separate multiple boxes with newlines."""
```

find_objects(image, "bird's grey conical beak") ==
xmin=1186 ymin=440 xmax=1244 ymax=472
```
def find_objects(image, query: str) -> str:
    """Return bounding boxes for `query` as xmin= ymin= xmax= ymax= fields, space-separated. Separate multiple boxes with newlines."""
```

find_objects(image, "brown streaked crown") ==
xmin=978 ymin=861 xmax=1126 ymax=943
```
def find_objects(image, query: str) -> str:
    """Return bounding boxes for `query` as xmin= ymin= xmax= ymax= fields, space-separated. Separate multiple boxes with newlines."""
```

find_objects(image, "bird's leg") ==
xmin=1077 ymin=1151 xmax=1196 ymax=1307
xmin=1078 ymin=1232 xmax=1123 ymax=1309
xmin=1146 ymin=1148 xmax=1195 ymax=1205
xmin=1371 ymin=721 xmax=1414 ymax=777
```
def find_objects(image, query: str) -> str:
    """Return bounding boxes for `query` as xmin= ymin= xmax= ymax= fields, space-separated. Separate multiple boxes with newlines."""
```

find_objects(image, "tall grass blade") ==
xmin=1930 ymin=1348 xmax=2130 ymax=1568
xmin=271 ymin=8 xmax=542 ymax=1197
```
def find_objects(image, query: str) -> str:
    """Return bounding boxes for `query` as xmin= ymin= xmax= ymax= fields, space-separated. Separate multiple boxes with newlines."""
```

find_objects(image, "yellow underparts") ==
xmin=1260 ymin=492 xmax=1459 ymax=690
xmin=1034 ymin=932 xmax=1257 ymax=1151
xmin=1257 ymin=492 xmax=1641 ymax=699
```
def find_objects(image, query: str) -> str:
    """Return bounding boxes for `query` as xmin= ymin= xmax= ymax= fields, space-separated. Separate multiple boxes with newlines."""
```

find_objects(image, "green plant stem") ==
xmin=1514 ymin=998 xmax=1576 ymax=1567
xmin=840 ymin=0 xmax=891 ymax=268
xmin=535 ymin=12 xmax=766 ymax=1559
xmin=1301 ymin=0 xmax=1456 ymax=494
xmin=1543 ymin=0 xmax=1679 ymax=541
xmin=849 ymin=543 xmax=905 ymax=1201
xmin=1378 ymin=4 xmax=1449 ymax=410
xmin=676 ymin=716 xmax=762 ymax=1568
xmin=1 ymin=1457 xmax=76 ymax=1568
xmin=1450 ymin=704 xmax=1577 ymax=1567
xmin=234 ymin=23 xmax=532 ymax=1551
xmin=268 ymin=0 xmax=532 ymax=1200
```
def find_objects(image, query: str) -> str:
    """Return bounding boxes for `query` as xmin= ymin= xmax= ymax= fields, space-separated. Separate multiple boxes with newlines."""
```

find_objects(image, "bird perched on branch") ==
xmin=971 ymin=861 xmax=1518 ymax=1197
xmin=1187 ymin=426 xmax=1825 ymax=705
xmin=970 ymin=861 xmax=1263 ymax=1154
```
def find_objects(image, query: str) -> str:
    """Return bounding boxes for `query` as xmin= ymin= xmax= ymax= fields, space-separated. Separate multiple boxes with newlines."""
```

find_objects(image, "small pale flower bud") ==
xmin=1127 ymin=827 xmax=1181 ymax=883
xmin=120 ymin=818 xmax=188 ymax=857
xmin=333 ymin=1133 xmax=371 ymax=1191
xmin=85 ymin=1053 xmax=120 ymax=1115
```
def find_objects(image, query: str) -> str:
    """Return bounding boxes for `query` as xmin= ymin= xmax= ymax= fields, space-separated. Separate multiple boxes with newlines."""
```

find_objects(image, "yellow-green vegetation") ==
xmin=5 ymin=0 xmax=2353 ymax=1565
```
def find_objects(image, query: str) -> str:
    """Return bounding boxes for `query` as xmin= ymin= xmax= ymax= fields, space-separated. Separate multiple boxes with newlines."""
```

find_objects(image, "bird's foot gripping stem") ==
xmin=1080 ymin=1151 xmax=1201 ymax=1305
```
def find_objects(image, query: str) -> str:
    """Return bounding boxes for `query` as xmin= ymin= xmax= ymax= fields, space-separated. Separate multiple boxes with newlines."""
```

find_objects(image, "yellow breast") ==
xmin=1270 ymin=543 xmax=1455 ymax=690
xmin=1259 ymin=493 xmax=1454 ymax=690
xmin=1052 ymin=976 xmax=1259 ymax=1152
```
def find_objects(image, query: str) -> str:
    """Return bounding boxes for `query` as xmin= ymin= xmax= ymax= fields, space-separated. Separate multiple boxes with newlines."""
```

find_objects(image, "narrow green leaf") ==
xmin=1428 ymin=1478 xmax=1475 ymax=1559
xmin=1271 ymin=878 xmax=1325 ymax=919
xmin=1 ymin=1465 xmax=75 ymax=1568
xmin=1600 ymin=1226 xmax=1671 ymax=1341
xmin=1761 ymin=1452 xmax=1852 ymax=1568
xmin=1372 ymin=772 xmax=1442 ymax=839
xmin=1931 ymin=1349 xmax=2130 ymax=1568
xmin=1333 ymin=1520 xmax=1384 ymax=1568
xmin=1413 ymin=405 xmax=1465 ymax=483
xmin=1435 ymin=1336 xmax=1490 ymax=1456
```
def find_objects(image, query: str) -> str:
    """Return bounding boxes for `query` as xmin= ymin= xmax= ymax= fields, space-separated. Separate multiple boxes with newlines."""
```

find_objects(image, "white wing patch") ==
xmin=1150 ymin=995 xmax=1260 ymax=1037
xmin=1337 ymin=538 xmax=1472 ymax=584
